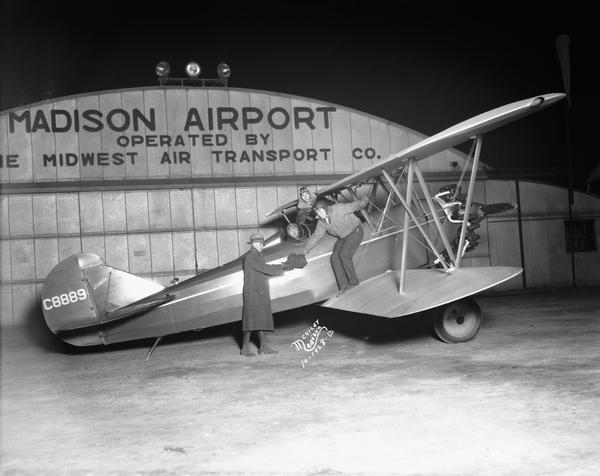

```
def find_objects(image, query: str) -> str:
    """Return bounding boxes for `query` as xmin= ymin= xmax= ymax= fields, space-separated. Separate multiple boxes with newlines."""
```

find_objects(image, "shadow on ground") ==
xmin=314 ymin=306 xmax=433 ymax=344
xmin=23 ymin=301 xmax=435 ymax=356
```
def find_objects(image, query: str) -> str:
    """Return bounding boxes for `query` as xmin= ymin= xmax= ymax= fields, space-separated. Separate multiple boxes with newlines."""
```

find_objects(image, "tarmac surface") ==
xmin=1 ymin=287 xmax=599 ymax=475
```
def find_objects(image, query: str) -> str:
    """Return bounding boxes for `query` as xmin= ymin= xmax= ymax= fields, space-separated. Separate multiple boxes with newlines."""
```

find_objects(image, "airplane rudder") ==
xmin=41 ymin=253 xmax=103 ymax=333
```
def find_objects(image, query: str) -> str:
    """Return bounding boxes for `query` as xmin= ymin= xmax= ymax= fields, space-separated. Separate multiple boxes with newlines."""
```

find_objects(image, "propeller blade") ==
xmin=555 ymin=34 xmax=571 ymax=106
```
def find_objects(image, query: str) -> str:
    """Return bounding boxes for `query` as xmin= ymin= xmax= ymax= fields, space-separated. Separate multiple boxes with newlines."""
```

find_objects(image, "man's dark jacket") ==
xmin=242 ymin=247 xmax=284 ymax=331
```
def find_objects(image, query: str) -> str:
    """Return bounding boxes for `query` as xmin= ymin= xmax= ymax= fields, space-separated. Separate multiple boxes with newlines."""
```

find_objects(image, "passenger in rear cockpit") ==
xmin=296 ymin=187 xmax=316 ymax=227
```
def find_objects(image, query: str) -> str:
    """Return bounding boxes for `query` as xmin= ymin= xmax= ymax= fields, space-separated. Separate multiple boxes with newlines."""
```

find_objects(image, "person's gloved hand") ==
xmin=284 ymin=253 xmax=308 ymax=269
xmin=282 ymin=262 xmax=294 ymax=271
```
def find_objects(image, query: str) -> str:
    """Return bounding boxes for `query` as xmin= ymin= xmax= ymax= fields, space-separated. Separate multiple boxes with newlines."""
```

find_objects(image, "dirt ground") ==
xmin=1 ymin=287 xmax=599 ymax=475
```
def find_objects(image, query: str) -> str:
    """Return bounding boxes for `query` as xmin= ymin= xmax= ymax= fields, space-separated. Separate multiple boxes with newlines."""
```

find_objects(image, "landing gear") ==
xmin=432 ymin=297 xmax=482 ymax=343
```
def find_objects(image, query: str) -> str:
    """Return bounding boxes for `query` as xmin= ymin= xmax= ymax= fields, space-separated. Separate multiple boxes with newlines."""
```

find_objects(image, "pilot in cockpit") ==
xmin=296 ymin=186 xmax=316 ymax=226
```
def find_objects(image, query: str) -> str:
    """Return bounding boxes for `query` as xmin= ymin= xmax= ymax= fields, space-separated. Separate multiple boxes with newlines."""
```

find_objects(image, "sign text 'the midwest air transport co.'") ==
xmin=2 ymin=104 xmax=370 ymax=170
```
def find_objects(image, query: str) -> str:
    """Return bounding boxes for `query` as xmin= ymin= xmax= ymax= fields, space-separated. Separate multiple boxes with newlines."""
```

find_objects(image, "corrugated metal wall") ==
xmin=405 ymin=178 xmax=600 ymax=292
xmin=486 ymin=181 xmax=600 ymax=290
xmin=2 ymin=180 xmax=598 ymax=326
xmin=518 ymin=182 xmax=600 ymax=287
xmin=0 ymin=185 xmax=303 ymax=325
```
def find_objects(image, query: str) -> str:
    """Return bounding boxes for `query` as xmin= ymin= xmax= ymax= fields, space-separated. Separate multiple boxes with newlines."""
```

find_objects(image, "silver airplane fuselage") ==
xmin=62 ymin=206 xmax=427 ymax=346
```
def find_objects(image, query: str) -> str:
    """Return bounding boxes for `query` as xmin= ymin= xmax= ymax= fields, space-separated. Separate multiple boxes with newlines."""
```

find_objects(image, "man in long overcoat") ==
xmin=241 ymin=233 xmax=293 ymax=356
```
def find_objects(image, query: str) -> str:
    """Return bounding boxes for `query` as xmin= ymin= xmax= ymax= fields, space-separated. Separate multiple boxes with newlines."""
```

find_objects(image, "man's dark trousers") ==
xmin=331 ymin=226 xmax=364 ymax=290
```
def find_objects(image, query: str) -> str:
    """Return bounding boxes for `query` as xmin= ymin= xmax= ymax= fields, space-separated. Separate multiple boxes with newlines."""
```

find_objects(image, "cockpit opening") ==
xmin=286 ymin=222 xmax=314 ymax=242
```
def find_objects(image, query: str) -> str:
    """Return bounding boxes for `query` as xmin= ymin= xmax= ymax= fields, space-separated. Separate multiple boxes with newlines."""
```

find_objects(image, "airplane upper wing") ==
xmin=314 ymin=93 xmax=565 ymax=197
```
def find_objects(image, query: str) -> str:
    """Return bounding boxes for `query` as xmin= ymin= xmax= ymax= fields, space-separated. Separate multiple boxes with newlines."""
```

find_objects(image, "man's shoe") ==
xmin=258 ymin=344 xmax=278 ymax=355
xmin=240 ymin=346 xmax=256 ymax=357
xmin=345 ymin=283 xmax=358 ymax=291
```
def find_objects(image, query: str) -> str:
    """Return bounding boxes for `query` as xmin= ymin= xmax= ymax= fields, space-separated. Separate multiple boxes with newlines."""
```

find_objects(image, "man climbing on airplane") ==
xmin=303 ymin=195 xmax=368 ymax=295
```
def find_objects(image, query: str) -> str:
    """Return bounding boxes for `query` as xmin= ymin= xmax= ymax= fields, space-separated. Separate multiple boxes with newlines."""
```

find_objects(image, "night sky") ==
xmin=1 ymin=1 xmax=597 ymax=190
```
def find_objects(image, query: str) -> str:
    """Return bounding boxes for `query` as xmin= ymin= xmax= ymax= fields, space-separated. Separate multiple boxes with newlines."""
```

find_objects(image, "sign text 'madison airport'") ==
xmin=2 ymin=104 xmax=347 ymax=170
xmin=7 ymin=106 xmax=337 ymax=134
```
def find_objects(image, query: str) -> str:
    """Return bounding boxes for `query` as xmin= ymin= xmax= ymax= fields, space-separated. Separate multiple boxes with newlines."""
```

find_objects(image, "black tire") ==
xmin=432 ymin=297 xmax=482 ymax=343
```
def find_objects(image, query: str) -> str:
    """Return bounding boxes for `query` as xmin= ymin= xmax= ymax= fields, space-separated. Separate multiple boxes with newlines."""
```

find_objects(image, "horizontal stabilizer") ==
xmin=321 ymin=266 xmax=522 ymax=317
xmin=101 ymin=294 xmax=175 ymax=324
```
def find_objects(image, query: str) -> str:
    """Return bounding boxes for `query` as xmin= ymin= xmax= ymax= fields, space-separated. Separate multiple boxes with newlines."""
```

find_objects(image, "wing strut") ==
xmin=455 ymin=135 xmax=483 ymax=268
xmin=381 ymin=168 xmax=451 ymax=279
xmin=413 ymin=164 xmax=457 ymax=264
xmin=376 ymin=173 xmax=402 ymax=234
xmin=366 ymin=180 xmax=379 ymax=214
xmin=348 ymin=187 xmax=375 ymax=230
xmin=399 ymin=159 xmax=415 ymax=293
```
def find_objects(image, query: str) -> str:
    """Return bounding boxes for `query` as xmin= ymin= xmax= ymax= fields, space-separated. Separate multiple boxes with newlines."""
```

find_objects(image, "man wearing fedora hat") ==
xmin=241 ymin=233 xmax=294 ymax=356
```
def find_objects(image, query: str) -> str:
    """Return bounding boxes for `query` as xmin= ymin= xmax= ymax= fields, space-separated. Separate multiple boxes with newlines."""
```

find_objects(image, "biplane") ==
xmin=41 ymin=92 xmax=565 ymax=352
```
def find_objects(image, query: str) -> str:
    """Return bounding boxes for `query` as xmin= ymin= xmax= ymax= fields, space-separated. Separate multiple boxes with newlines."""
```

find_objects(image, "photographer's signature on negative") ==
xmin=291 ymin=319 xmax=334 ymax=367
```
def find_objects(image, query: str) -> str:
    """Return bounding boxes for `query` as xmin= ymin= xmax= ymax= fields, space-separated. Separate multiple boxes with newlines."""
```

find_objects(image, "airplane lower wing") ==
xmin=321 ymin=266 xmax=522 ymax=317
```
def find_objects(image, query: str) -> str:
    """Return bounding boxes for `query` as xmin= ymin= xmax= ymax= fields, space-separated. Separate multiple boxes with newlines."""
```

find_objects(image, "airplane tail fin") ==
xmin=41 ymin=253 xmax=165 ymax=333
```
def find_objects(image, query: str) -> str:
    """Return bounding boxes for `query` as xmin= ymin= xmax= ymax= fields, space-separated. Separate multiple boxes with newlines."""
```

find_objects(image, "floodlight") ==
xmin=186 ymin=61 xmax=201 ymax=78
xmin=155 ymin=61 xmax=170 ymax=77
xmin=217 ymin=62 xmax=231 ymax=79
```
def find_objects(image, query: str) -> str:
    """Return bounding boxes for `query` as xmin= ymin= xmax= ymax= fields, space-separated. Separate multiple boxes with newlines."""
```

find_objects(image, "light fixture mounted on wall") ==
xmin=155 ymin=61 xmax=171 ymax=79
xmin=185 ymin=61 xmax=201 ymax=78
xmin=217 ymin=62 xmax=231 ymax=80
xmin=155 ymin=61 xmax=230 ymax=87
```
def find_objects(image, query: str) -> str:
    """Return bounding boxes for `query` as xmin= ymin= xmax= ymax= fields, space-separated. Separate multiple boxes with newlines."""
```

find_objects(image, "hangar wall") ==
xmin=421 ymin=179 xmax=600 ymax=290
xmin=1 ymin=87 xmax=599 ymax=326
xmin=0 ymin=86 xmax=472 ymax=326
xmin=453 ymin=180 xmax=600 ymax=290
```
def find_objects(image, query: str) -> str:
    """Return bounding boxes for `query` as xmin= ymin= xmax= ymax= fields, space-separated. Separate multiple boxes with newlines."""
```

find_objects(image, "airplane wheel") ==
xmin=432 ymin=297 xmax=482 ymax=343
